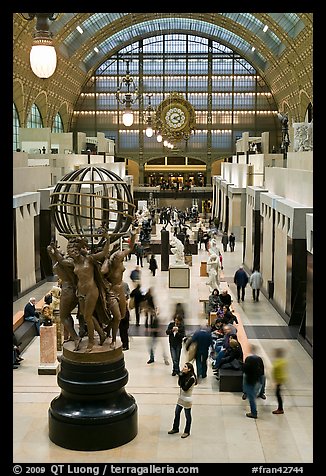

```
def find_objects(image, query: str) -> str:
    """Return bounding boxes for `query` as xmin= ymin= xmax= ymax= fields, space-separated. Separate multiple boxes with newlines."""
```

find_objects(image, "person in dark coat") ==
xmin=187 ymin=325 xmax=213 ymax=379
xmin=166 ymin=316 xmax=186 ymax=376
xmin=221 ymin=232 xmax=228 ymax=252
xmin=135 ymin=242 xmax=145 ymax=267
xmin=149 ymin=254 xmax=158 ymax=276
xmin=216 ymin=335 xmax=243 ymax=372
xmin=130 ymin=265 xmax=141 ymax=284
xmin=23 ymin=297 xmax=40 ymax=335
xmin=143 ymin=287 xmax=156 ymax=328
xmin=219 ymin=289 xmax=232 ymax=307
xmin=242 ymin=346 xmax=266 ymax=419
xmin=234 ymin=265 xmax=249 ymax=302
xmin=228 ymin=232 xmax=235 ymax=252
xmin=130 ymin=283 xmax=144 ymax=326
xmin=207 ymin=288 xmax=221 ymax=314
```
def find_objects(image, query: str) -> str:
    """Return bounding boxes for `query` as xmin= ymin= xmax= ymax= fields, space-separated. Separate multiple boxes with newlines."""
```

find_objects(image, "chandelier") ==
xmin=116 ymin=59 xmax=139 ymax=127
xmin=21 ymin=13 xmax=59 ymax=79
xmin=144 ymin=94 xmax=155 ymax=138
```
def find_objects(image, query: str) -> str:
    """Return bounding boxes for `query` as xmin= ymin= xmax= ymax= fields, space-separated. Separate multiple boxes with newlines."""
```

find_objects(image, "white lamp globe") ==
xmin=122 ymin=110 xmax=134 ymax=127
xmin=30 ymin=44 xmax=57 ymax=78
xmin=145 ymin=126 xmax=153 ymax=138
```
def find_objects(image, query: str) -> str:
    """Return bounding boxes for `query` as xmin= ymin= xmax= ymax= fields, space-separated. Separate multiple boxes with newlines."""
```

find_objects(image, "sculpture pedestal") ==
xmin=200 ymin=261 xmax=208 ymax=276
xmin=38 ymin=324 xmax=59 ymax=375
xmin=48 ymin=339 xmax=138 ymax=451
xmin=169 ymin=265 xmax=190 ymax=288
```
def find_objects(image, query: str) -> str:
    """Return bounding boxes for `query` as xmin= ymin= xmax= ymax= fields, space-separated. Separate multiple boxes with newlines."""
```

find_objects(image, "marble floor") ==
xmin=13 ymin=225 xmax=313 ymax=464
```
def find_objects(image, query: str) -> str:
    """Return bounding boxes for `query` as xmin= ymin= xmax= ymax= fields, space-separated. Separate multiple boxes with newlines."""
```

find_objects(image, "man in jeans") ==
xmin=242 ymin=346 xmax=266 ymax=419
xmin=234 ymin=265 xmax=249 ymax=303
xmin=166 ymin=316 xmax=186 ymax=376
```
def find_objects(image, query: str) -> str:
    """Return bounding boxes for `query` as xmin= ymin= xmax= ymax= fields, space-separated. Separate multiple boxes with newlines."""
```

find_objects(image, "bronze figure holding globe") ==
xmin=48 ymin=166 xmax=136 ymax=353
xmin=48 ymin=166 xmax=138 ymax=451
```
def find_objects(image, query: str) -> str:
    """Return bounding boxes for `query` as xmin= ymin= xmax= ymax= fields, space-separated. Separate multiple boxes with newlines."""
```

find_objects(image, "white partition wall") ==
xmin=274 ymin=214 xmax=288 ymax=311
xmin=13 ymin=192 xmax=40 ymax=292
xmin=245 ymin=186 xmax=269 ymax=273
xmin=260 ymin=193 xmax=280 ymax=291
xmin=228 ymin=186 xmax=246 ymax=242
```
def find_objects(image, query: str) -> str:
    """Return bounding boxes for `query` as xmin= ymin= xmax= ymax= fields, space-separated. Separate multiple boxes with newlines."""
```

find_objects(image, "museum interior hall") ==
xmin=12 ymin=12 xmax=313 ymax=468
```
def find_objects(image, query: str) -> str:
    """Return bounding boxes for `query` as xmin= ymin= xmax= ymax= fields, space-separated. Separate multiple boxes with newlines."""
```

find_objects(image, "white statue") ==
xmin=208 ymin=236 xmax=220 ymax=256
xmin=206 ymin=253 xmax=221 ymax=292
xmin=136 ymin=205 xmax=150 ymax=225
xmin=293 ymin=122 xmax=313 ymax=152
xmin=170 ymin=236 xmax=185 ymax=265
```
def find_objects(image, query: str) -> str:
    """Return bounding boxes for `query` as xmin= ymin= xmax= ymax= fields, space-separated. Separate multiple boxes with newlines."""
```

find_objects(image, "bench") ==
xmin=218 ymin=311 xmax=251 ymax=392
xmin=13 ymin=297 xmax=47 ymax=352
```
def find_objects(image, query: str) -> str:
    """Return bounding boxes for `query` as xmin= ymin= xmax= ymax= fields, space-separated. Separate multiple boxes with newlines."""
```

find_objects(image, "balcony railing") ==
xmin=133 ymin=186 xmax=213 ymax=199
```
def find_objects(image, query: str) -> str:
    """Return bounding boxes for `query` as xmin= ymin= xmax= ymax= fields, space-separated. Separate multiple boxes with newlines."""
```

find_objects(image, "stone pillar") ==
xmin=38 ymin=323 xmax=59 ymax=375
xmin=161 ymin=229 xmax=170 ymax=271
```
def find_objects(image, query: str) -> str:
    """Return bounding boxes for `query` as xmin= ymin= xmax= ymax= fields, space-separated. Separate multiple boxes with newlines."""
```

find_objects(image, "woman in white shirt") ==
xmin=168 ymin=362 xmax=197 ymax=438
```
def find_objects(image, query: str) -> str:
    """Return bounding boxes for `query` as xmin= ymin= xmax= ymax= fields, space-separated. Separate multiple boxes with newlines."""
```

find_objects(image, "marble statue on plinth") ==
xmin=170 ymin=235 xmax=185 ymax=265
xmin=206 ymin=252 xmax=221 ymax=292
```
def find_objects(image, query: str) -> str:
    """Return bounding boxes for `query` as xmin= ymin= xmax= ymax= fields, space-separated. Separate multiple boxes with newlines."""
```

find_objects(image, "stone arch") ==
xmin=54 ymin=102 xmax=69 ymax=132
xmin=13 ymin=79 xmax=25 ymax=126
xmin=299 ymin=90 xmax=312 ymax=122
xmin=32 ymin=91 xmax=48 ymax=127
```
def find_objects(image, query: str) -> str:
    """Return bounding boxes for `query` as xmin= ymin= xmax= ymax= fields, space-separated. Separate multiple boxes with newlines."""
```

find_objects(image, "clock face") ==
xmin=155 ymin=93 xmax=196 ymax=142
xmin=165 ymin=107 xmax=186 ymax=130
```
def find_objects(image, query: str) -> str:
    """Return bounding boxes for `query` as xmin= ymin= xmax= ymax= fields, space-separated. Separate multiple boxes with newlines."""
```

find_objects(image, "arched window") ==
xmin=52 ymin=112 xmax=64 ymax=133
xmin=13 ymin=103 xmax=20 ymax=151
xmin=73 ymin=33 xmax=278 ymax=160
xmin=27 ymin=103 xmax=43 ymax=128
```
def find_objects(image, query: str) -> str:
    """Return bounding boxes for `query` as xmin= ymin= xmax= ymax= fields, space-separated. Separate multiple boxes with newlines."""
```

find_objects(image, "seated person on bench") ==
xmin=23 ymin=297 xmax=40 ymax=336
xmin=212 ymin=324 xmax=237 ymax=370
xmin=213 ymin=335 xmax=243 ymax=379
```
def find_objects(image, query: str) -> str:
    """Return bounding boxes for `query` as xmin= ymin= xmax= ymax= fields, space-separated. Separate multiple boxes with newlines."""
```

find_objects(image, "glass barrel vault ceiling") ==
xmin=58 ymin=13 xmax=304 ymax=73
xmin=72 ymin=33 xmax=278 ymax=160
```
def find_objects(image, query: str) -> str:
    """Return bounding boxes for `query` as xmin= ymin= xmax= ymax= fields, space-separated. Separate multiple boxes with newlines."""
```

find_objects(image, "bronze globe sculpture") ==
xmin=48 ymin=166 xmax=138 ymax=451
xmin=49 ymin=165 xmax=135 ymax=249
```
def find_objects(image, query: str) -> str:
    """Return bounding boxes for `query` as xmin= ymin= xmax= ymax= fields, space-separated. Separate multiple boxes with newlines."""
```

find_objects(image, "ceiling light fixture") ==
xmin=21 ymin=13 xmax=58 ymax=79
xmin=144 ymin=94 xmax=155 ymax=138
xmin=116 ymin=59 xmax=139 ymax=127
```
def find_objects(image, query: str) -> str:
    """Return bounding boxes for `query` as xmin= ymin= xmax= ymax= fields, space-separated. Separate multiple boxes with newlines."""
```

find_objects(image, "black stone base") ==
xmin=48 ymin=339 xmax=138 ymax=451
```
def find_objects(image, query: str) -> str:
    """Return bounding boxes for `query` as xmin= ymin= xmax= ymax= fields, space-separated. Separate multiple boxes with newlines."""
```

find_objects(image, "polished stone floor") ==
xmin=13 ymin=225 xmax=313 ymax=464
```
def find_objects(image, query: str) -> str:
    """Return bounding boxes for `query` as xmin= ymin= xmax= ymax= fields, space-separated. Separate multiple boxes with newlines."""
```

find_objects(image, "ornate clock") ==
xmin=155 ymin=93 xmax=196 ymax=142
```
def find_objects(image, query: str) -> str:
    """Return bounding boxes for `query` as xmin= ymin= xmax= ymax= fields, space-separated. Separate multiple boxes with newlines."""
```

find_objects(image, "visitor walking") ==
xmin=271 ymin=347 xmax=288 ymax=415
xmin=234 ymin=265 xmax=249 ymax=303
xmin=249 ymin=269 xmax=263 ymax=302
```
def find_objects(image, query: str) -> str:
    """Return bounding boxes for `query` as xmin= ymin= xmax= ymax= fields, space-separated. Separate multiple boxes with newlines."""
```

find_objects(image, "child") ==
xmin=271 ymin=347 xmax=287 ymax=414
